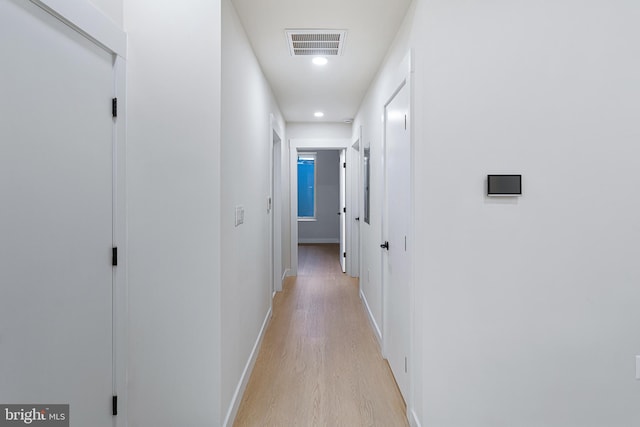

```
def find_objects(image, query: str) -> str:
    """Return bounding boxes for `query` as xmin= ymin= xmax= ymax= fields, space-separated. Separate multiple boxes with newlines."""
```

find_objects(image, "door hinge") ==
xmin=343 ymin=252 xmax=346 ymax=258
xmin=404 ymin=114 xmax=407 ymax=130
xmin=112 ymin=247 xmax=118 ymax=266
xmin=405 ymin=357 xmax=408 ymax=373
xmin=112 ymin=395 xmax=118 ymax=416
xmin=343 ymin=207 xmax=346 ymax=213
xmin=112 ymin=98 xmax=118 ymax=118
xmin=343 ymin=162 xmax=346 ymax=168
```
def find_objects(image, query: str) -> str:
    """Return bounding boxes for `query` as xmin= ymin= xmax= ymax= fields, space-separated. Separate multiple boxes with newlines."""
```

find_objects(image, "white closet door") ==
xmin=383 ymin=81 xmax=411 ymax=400
xmin=0 ymin=1 xmax=114 ymax=425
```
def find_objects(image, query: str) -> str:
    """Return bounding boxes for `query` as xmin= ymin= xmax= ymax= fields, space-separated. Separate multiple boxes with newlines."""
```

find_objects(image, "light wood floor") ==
xmin=233 ymin=244 xmax=408 ymax=427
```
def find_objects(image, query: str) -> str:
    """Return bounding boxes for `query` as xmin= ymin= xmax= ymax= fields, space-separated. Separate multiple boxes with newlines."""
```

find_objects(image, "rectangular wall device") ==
xmin=487 ymin=174 xmax=522 ymax=196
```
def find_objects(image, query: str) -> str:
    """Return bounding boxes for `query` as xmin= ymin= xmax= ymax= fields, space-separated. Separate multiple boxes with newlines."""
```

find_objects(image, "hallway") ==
xmin=5 ymin=1 xmax=640 ymax=425
xmin=234 ymin=244 xmax=408 ymax=426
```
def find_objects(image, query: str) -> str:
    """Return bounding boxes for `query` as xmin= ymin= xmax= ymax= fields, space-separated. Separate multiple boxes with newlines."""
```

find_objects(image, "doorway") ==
xmin=289 ymin=139 xmax=353 ymax=276
xmin=296 ymin=149 xmax=343 ymax=271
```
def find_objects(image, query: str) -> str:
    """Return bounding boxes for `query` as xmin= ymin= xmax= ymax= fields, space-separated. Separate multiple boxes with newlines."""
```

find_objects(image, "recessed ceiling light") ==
xmin=312 ymin=57 xmax=328 ymax=66
xmin=314 ymin=112 xmax=324 ymax=118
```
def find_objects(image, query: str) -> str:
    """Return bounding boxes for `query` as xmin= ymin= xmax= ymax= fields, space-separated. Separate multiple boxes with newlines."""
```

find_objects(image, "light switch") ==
xmin=235 ymin=206 xmax=244 ymax=227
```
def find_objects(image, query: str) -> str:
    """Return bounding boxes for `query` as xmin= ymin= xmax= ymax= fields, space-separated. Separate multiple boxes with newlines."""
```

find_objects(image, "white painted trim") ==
xmin=298 ymin=238 xmax=340 ymax=244
xmin=406 ymin=49 xmax=418 ymax=427
xmin=282 ymin=268 xmax=293 ymax=280
xmin=113 ymin=55 xmax=128 ymax=427
xmin=409 ymin=409 xmax=422 ymax=427
xmin=349 ymin=126 xmax=363 ymax=279
xmin=291 ymin=139 xmax=352 ymax=149
xmin=30 ymin=0 xmax=126 ymax=57
xmin=270 ymin=115 xmax=284 ymax=294
xmin=223 ymin=308 xmax=272 ymax=427
xmin=360 ymin=289 xmax=382 ymax=348
xmin=289 ymin=139 xmax=351 ymax=276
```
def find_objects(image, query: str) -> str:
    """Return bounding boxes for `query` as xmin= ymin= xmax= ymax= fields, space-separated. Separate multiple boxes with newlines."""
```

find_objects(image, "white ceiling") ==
xmin=230 ymin=0 xmax=412 ymax=123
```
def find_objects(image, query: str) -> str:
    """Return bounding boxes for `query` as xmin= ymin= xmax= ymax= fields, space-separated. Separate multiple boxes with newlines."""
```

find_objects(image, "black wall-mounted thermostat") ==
xmin=487 ymin=174 xmax=522 ymax=196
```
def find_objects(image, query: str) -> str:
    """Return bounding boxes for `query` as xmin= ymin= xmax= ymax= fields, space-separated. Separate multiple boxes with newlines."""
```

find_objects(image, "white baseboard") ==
xmin=282 ymin=268 xmax=293 ymax=280
xmin=298 ymin=238 xmax=339 ymax=244
xmin=223 ymin=307 xmax=272 ymax=427
xmin=277 ymin=269 xmax=293 ymax=292
xmin=359 ymin=289 xmax=382 ymax=348
xmin=409 ymin=409 xmax=422 ymax=427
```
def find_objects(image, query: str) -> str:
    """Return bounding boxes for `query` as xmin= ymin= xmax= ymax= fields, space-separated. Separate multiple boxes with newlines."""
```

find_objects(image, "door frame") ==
xmin=339 ymin=149 xmax=347 ymax=273
xmin=289 ymin=138 xmax=352 ymax=275
xmin=350 ymin=127 xmax=362 ymax=279
xmin=27 ymin=1 xmax=128 ymax=424
xmin=380 ymin=51 xmax=415 ymax=417
xmin=270 ymin=115 xmax=284 ymax=294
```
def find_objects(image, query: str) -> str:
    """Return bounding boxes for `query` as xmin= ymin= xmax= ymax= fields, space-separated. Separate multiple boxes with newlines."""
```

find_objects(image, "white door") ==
xmin=0 ymin=1 xmax=115 ymax=425
xmin=382 ymin=81 xmax=411 ymax=400
xmin=339 ymin=149 xmax=347 ymax=273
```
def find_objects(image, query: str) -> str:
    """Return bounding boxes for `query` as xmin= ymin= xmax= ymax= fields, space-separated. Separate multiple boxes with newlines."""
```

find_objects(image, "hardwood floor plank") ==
xmin=234 ymin=244 xmax=408 ymax=427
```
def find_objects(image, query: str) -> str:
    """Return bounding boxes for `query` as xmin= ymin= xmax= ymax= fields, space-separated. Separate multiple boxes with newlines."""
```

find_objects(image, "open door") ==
xmin=339 ymin=149 xmax=347 ymax=273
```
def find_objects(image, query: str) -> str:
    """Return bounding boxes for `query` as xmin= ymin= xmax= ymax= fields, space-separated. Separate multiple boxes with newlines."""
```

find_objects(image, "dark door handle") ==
xmin=355 ymin=217 xmax=360 ymax=221
xmin=380 ymin=241 xmax=389 ymax=250
xmin=337 ymin=212 xmax=341 ymax=216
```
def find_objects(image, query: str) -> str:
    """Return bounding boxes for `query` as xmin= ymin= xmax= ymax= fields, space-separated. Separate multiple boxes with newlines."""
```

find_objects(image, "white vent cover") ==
xmin=285 ymin=29 xmax=347 ymax=56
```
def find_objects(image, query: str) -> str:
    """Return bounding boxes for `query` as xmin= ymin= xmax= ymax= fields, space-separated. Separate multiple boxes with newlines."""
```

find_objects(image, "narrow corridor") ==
xmin=234 ymin=244 xmax=408 ymax=426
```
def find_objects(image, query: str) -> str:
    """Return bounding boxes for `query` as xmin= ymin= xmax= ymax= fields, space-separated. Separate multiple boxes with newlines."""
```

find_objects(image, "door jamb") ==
xmin=339 ymin=149 xmax=347 ymax=273
xmin=270 ymin=115 xmax=284 ymax=294
xmin=350 ymin=127 xmax=362 ymax=279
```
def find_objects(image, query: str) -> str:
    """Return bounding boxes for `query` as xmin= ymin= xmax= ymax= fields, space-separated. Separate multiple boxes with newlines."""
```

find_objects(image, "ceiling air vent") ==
xmin=285 ymin=29 xmax=347 ymax=56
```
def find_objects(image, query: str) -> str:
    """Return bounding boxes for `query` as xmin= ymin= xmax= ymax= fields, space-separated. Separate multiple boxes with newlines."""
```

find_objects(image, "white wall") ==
xmin=221 ymin=0 xmax=286 ymax=423
xmin=357 ymin=0 xmax=640 ymax=425
xmin=298 ymin=150 xmax=340 ymax=243
xmin=88 ymin=0 xmax=122 ymax=26
xmin=353 ymin=2 xmax=414 ymax=346
xmin=287 ymin=122 xmax=352 ymax=140
xmin=125 ymin=1 xmax=222 ymax=425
